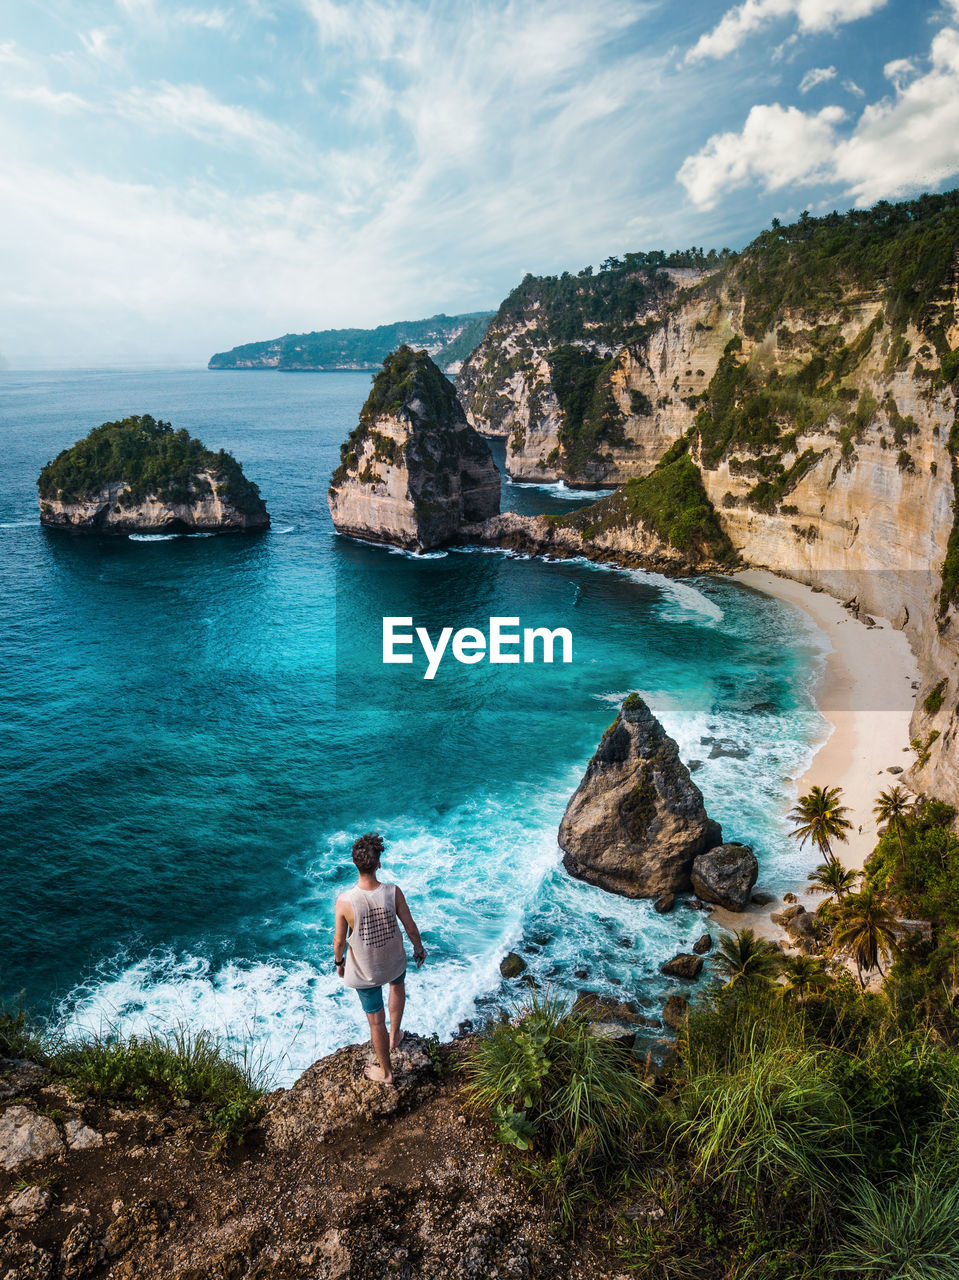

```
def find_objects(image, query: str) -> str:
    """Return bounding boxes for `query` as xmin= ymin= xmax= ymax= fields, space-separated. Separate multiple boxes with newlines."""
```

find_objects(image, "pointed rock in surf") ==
xmin=327 ymin=345 xmax=500 ymax=551
xmin=558 ymin=693 xmax=722 ymax=899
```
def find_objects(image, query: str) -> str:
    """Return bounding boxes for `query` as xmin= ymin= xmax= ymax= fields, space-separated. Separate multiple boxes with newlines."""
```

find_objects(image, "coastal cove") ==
xmin=0 ymin=368 xmax=906 ymax=1083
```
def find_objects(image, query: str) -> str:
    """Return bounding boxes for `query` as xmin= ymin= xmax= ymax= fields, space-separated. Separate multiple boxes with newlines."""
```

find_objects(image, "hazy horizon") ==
xmin=2 ymin=0 xmax=956 ymax=369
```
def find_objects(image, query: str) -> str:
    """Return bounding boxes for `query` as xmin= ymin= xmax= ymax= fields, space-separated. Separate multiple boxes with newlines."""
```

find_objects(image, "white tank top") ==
xmin=342 ymin=882 xmax=407 ymax=989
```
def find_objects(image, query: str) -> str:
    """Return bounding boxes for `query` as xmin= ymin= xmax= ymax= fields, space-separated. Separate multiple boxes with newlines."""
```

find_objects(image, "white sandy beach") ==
xmin=710 ymin=568 xmax=920 ymax=941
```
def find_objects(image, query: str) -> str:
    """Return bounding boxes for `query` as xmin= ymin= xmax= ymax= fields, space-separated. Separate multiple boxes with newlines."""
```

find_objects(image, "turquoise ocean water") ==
xmin=0 ymin=369 xmax=829 ymax=1082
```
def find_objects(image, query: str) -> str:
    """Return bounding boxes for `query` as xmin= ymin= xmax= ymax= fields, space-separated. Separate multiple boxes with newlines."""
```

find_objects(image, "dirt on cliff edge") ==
xmin=0 ymin=1037 xmax=630 ymax=1280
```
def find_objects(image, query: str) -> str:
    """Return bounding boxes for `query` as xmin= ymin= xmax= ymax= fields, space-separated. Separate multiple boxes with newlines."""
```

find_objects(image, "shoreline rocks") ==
xmin=660 ymin=953 xmax=704 ymax=980
xmin=559 ymin=693 xmax=722 ymax=899
xmin=691 ymin=843 xmax=759 ymax=911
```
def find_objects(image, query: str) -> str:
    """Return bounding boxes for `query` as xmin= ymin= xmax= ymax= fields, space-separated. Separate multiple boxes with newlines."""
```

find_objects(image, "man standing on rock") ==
xmin=334 ymin=832 xmax=426 ymax=1083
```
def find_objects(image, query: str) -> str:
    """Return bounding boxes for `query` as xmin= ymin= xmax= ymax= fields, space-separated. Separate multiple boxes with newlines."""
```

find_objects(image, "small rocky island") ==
xmin=38 ymin=415 xmax=269 ymax=534
xmin=328 ymin=345 xmax=500 ymax=551
xmin=559 ymin=693 xmax=724 ymax=899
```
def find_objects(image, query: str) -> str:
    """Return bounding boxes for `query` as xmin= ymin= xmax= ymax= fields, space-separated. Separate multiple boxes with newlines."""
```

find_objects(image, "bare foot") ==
xmin=364 ymin=1063 xmax=394 ymax=1085
xmin=390 ymin=1029 xmax=405 ymax=1051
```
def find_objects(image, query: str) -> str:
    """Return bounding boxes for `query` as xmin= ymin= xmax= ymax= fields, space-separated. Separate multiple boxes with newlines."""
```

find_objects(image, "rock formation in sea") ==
xmin=327 ymin=345 xmax=501 ymax=551
xmin=37 ymin=415 xmax=269 ymax=534
xmin=558 ymin=692 xmax=723 ymax=899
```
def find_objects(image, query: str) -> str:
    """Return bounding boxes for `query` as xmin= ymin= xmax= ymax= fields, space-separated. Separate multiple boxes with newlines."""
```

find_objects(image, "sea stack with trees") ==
xmin=327 ymin=345 xmax=501 ymax=552
xmin=37 ymin=415 xmax=269 ymax=535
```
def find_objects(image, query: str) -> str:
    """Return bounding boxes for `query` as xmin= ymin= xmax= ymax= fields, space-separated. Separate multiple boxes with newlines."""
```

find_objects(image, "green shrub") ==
xmin=924 ymin=680 xmax=948 ymax=716
xmin=0 ymin=1000 xmax=47 ymax=1063
xmin=463 ymin=993 xmax=649 ymax=1167
xmin=671 ymin=1037 xmax=858 ymax=1214
xmin=52 ymin=1025 xmax=265 ymax=1150
xmin=827 ymin=1163 xmax=959 ymax=1278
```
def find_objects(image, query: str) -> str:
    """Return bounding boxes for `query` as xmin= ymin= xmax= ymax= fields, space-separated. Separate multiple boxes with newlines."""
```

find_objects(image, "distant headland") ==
xmin=208 ymin=312 xmax=493 ymax=374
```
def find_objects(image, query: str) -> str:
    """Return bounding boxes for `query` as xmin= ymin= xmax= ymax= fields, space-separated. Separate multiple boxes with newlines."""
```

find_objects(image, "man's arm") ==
xmin=333 ymin=895 xmax=351 ymax=976
xmin=395 ymin=887 xmax=426 ymax=966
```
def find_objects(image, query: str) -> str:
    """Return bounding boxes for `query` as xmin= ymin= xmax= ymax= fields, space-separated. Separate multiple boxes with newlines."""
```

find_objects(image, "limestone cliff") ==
xmin=559 ymin=693 xmax=723 ymax=898
xmin=37 ymin=415 xmax=269 ymax=534
xmin=458 ymin=260 xmax=715 ymax=483
xmin=463 ymin=194 xmax=959 ymax=808
xmin=328 ymin=345 xmax=500 ymax=551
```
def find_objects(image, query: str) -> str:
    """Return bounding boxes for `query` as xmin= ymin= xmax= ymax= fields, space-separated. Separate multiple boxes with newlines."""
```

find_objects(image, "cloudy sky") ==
xmin=1 ymin=0 xmax=956 ymax=366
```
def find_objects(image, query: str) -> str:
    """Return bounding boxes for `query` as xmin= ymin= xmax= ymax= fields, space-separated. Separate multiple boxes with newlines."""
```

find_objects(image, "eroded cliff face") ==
xmin=39 ymin=470 xmax=269 ymax=534
xmin=688 ymin=294 xmax=959 ymax=805
xmin=460 ymin=207 xmax=959 ymax=805
xmin=328 ymin=346 xmax=500 ymax=551
xmin=458 ymin=266 xmax=710 ymax=484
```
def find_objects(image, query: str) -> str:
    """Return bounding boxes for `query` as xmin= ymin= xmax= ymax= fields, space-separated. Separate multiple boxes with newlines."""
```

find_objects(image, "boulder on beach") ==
xmin=660 ymin=953 xmax=704 ymax=980
xmin=691 ymin=842 xmax=759 ymax=911
xmin=559 ymin=694 xmax=722 ymax=899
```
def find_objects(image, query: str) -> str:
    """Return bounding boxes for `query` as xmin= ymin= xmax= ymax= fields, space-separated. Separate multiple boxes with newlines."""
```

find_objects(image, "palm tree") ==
xmin=788 ymin=785 xmax=853 ymax=858
xmin=780 ymin=954 xmax=831 ymax=1004
xmin=713 ymin=928 xmax=783 ymax=990
xmin=807 ymin=857 xmax=859 ymax=913
xmin=873 ymin=785 xmax=914 ymax=867
xmin=831 ymin=888 xmax=899 ymax=988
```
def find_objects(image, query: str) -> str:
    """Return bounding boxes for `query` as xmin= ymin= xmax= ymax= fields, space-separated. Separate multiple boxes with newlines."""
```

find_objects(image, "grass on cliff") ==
xmin=548 ymin=444 xmax=736 ymax=565
xmin=0 ymin=1009 xmax=265 ymax=1151
xmin=466 ymin=959 xmax=959 ymax=1277
xmin=38 ymin=415 xmax=265 ymax=515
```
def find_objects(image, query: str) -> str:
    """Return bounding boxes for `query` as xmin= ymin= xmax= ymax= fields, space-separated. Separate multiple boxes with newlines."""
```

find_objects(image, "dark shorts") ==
xmin=356 ymin=971 xmax=406 ymax=1015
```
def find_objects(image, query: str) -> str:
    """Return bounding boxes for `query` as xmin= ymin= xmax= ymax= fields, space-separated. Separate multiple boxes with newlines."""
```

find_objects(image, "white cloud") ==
xmin=836 ymin=26 xmax=959 ymax=203
xmin=679 ymin=18 xmax=959 ymax=208
xmin=799 ymin=65 xmax=836 ymax=93
xmin=677 ymin=103 xmax=844 ymax=209
xmin=175 ymin=8 xmax=231 ymax=29
xmin=80 ymin=27 xmax=120 ymax=61
xmin=843 ymin=78 xmax=865 ymax=96
xmin=0 ymin=41 xmax=29 ymax=67
xmin=687 ymin=0 xmax=888 ymax=63
xmin=6 ymin=85 xmax=91 ymax=114
xmin=113 ymin=81 xmax=308 ymax=169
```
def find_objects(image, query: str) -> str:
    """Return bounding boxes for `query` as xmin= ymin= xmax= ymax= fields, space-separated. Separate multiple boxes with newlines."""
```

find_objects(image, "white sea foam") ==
xmin=0 ymin=520 xmax=35 ymax=528
xmin=129 ymin=533 xmax=179 ymax=541
xmin=505 ymin=477 xmax=615 ymax=501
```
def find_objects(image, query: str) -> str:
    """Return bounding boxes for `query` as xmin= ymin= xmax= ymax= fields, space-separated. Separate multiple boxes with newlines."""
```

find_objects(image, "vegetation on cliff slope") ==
xmin=209 ymin=311 xmax=493 ymax=371
xmin=466 ymin=798 xmax=959 ymax=1279
xmin=549 ymin=442 xmax=736 ymax=564
xmin=0 ymin=1014 xmax=264 ymax=1149
xmin=729 ymin=191 xmax=959 ymax=338
xmin=38 ymin=415 xmax=265 ymax=515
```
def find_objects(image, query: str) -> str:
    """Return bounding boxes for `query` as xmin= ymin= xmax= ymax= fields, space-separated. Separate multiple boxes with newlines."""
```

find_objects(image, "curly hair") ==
xmin=352 ymin=831 xmax=384 ymax=874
